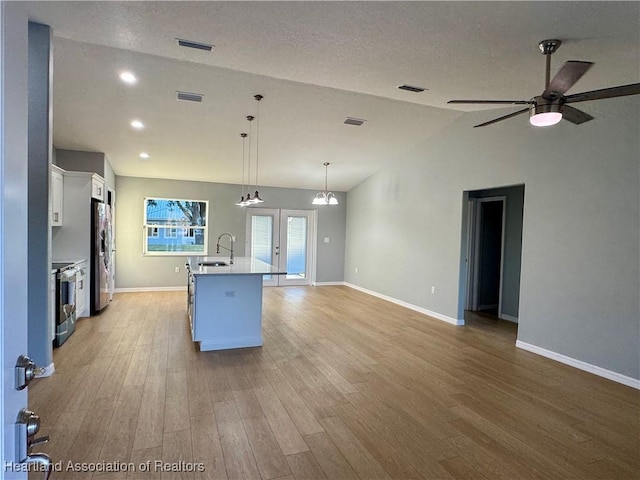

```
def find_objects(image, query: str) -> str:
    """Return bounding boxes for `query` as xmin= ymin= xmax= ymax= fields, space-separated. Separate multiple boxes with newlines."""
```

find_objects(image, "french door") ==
xmin=246 ymin=208 xmax=316 ymax=286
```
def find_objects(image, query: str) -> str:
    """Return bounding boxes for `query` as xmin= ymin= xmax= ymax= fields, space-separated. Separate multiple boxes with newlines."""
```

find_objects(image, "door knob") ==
xmin=15 ymin=355 xmax=39 ymax=390
xmin=15 ymin=409 xmax=52 ymax=479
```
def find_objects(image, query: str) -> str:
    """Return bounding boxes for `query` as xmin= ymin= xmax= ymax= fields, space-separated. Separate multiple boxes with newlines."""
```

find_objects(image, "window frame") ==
xmin=143 ymin=197 xmax=209 ymax=256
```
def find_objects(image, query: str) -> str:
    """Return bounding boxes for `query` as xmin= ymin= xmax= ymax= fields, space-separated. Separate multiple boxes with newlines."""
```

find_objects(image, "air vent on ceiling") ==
xmin=344 ymin=117 xmax=366 ymax=126
xmin=398 ymin=84 xmax=426 ymax=93
xmin=175 ymin=38 xmax=214 ymax=52
xmin=176 ymin=91 xmax=204 ymax=103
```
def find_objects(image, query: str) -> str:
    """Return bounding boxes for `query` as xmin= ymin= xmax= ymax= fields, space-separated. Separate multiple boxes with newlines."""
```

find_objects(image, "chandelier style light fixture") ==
xmin=312 ymin=162 xmax=339 ymax=206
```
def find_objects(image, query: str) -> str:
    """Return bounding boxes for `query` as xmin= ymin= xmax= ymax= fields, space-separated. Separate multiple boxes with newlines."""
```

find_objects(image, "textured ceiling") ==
xmin=23 ymin=1 xmax=640 ymax=191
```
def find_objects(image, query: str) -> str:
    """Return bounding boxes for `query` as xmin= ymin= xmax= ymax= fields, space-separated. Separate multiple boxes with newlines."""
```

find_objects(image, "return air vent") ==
xmin=344 ymin=117 xmax=366 ymax=126
xmin=176 ymin=91 xmax=204 ymax=103
xmin=175 ymin=38 xmax=214 ymax=52
xmin=398 ymin=84 xmax=426 ymax=93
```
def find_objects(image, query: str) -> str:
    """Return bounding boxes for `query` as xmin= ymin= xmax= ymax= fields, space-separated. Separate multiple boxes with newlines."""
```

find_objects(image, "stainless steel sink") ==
xmin=199 ymin=261 xmax=228 ymax=267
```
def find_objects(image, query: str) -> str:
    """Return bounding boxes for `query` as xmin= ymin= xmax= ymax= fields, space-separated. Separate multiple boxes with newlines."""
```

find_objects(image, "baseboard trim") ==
xmin=115 ymin=286 xmax=187 ymax=293
xmin=35 ymin=362 xmax=55 ymax=378
xmin=313 ymin=281 xmax=346 ymax=286
xmin=516 ymin=340 xmax=640 ymax=390
xmin=500 ymin=313 xmax=519 ymax=323
xmin=344 ymin=282 xmax=463 ymax=326
xmin=478 ymin=304 xmax=498 ymax=311
xmin=199 ymin=336 xmax=263 ymax=352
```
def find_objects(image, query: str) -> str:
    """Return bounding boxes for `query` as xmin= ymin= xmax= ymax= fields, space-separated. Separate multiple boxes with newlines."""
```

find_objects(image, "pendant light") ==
xmin=235 ymin=133 xmax=248 ymax=206
xmin=312 ymin=162 xmax=339 ymax=206
xmin=249 ymin=94 xmax=264 ymax=204
xmin=244 ymin=115 xmax=254 ymax=206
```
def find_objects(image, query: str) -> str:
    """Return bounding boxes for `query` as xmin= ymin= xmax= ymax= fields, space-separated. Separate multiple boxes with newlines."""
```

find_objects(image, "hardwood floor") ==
xmin=29 ymin=287 xmax=639 ymax=480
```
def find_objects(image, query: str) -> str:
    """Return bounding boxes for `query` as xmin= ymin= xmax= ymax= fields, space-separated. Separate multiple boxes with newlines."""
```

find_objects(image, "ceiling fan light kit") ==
xmin=448 ymin=39 xmax=640 ymax=128
xmin=529 ymin=99 xmax=563 ymax=126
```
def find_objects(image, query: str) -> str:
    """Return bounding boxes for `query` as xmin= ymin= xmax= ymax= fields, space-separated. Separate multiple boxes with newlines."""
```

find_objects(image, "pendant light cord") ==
xmin=324 ymin=162 xmax=329 ymax=194
xmin=246 ymin=116 xmax=254 ymax=197
xmin=240 ymin=133 xmax=247 ymax=197
xmin=255 ymin=97 xmax=260 ymax=187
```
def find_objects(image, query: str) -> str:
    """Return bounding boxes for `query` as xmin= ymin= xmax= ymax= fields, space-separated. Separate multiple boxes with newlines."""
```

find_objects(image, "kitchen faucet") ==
xmin=216 ymin=233 xmax=235 ymax=265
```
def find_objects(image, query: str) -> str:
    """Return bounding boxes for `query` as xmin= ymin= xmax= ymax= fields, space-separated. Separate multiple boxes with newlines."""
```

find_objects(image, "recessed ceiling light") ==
xmin=139 ymin=152 xmax=150 ymax=159
xmin=130 ymin=120 xmax=144 ymax=130
xmin=119 ymin=71 xmax=137 ymax=84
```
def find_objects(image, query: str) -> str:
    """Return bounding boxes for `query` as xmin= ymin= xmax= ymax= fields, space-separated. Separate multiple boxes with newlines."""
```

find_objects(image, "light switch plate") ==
xmin=324 ymin=237 xmax=330 ymax=243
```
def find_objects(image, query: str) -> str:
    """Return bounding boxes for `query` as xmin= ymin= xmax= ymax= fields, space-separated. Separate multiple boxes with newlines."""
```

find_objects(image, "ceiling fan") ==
xmin=448 ymin=39 xmax=640 ymax=128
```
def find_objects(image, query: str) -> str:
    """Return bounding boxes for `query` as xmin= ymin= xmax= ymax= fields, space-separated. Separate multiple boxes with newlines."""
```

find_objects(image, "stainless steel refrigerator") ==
xmin=91 ymin=199 xmax=112 ymax=314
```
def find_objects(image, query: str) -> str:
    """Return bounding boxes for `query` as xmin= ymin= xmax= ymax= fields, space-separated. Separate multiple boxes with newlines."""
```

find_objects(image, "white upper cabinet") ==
xmin=51 ymin=165 xmax=64 ymax=226
xmin=91 ymin=176 xmax=105 ymax=201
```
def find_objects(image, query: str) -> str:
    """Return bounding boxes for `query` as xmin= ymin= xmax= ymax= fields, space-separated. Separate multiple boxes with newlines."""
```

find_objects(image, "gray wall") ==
xmin=55 ymin=148 xmax=116 ymax=190
xmin=345 ymin=97 xmax=639 ymax=380
xmin=115 ymin=176 xmax=346 ymax=288
xmin=27 ymin=22 xmax=53 ymax=368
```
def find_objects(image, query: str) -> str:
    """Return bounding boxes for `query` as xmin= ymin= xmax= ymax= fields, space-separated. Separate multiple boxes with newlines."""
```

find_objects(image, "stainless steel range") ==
xmin=52 ymin=262 xmax=78 ymax=347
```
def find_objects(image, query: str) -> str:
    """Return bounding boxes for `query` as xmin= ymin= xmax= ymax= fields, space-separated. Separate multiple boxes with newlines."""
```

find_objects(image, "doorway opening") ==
xmin=460 ymin=185 xmax=525 ymax=326
xmin=246 ymin=208 xmax=316 ymax=286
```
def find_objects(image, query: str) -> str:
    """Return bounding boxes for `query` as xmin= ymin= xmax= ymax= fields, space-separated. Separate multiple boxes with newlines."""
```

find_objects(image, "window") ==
xmin=143 ymin=197 xmax=208 ymax=255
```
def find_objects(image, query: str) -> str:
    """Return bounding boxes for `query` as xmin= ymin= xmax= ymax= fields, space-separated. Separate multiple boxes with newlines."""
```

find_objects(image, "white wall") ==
xmin=345 ymin=97 xmax=640 ymax=380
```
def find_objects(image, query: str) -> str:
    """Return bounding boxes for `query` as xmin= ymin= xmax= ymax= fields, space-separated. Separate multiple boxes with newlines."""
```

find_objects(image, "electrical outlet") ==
xmin=324 ymin=237 xmax=330 ymax=243
xmin=431 ymin=286 xmax=435 ymax=294
xmin=224 ymin=291 xmax=235 ymax=298
xmin=175 ymin=266 xmax=180 ymax=273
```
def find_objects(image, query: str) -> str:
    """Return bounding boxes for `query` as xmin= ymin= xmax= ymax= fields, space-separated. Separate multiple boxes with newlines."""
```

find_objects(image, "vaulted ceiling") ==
xmin=23 ymin=2 xmax=640 ymax=191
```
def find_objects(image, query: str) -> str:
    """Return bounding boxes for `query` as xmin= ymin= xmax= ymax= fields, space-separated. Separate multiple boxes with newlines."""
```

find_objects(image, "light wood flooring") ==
xmin=29 ymin=287 xmax=640 ymax=480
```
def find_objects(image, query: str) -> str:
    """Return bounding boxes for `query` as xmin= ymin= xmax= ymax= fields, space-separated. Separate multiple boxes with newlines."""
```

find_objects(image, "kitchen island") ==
xmin=186 ymin=256 xmax=286 ymax=351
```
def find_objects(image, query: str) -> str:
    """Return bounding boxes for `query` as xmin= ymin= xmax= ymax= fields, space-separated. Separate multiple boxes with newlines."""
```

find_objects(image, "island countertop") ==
xmin=187 ymin=256 xmax=286 ymax=276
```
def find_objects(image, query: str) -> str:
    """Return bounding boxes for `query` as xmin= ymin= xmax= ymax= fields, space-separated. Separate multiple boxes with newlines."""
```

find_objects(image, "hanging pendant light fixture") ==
xmin=243 ymin=115 xmax=255 ymax=206
xmin=249 ymin=94 xmax=264 ymax=204
xmin=235 ymin=133 xmax=248 ymax=206
xmin=312 ymin=162 xmax=339 ymax=206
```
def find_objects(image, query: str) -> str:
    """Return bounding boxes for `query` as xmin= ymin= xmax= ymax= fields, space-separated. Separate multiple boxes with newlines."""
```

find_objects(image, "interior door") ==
xmin=2 ymin=3 xmax=30 ymax=475
xmin=246 ymin=208 xmax=315 ymax=286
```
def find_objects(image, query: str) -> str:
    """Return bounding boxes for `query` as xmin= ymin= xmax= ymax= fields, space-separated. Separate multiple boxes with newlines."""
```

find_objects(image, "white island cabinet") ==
xmin=187 ymin=257 xmax=286 ymax=351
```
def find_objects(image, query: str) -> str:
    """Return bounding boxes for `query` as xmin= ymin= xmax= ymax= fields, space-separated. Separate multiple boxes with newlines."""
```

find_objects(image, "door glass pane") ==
xmin=251 ymin=215 xmax=273 ymax=280
xmin=286 ymin=216 xmax=307 ymax=279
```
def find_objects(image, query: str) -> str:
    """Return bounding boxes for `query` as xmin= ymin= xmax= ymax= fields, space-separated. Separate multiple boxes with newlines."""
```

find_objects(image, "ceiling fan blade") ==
xmin=562 ymin=105 xmax=594 ymax=125
xmin=564 ymin=83 xmax=640 ymax=103
xmin=473 ymin=107 xmax=530 ymax=128
xmin=448 ymin=100 xmax=532 ymax=105
xmin=543 ymin=61 xmax=593 ymax=97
